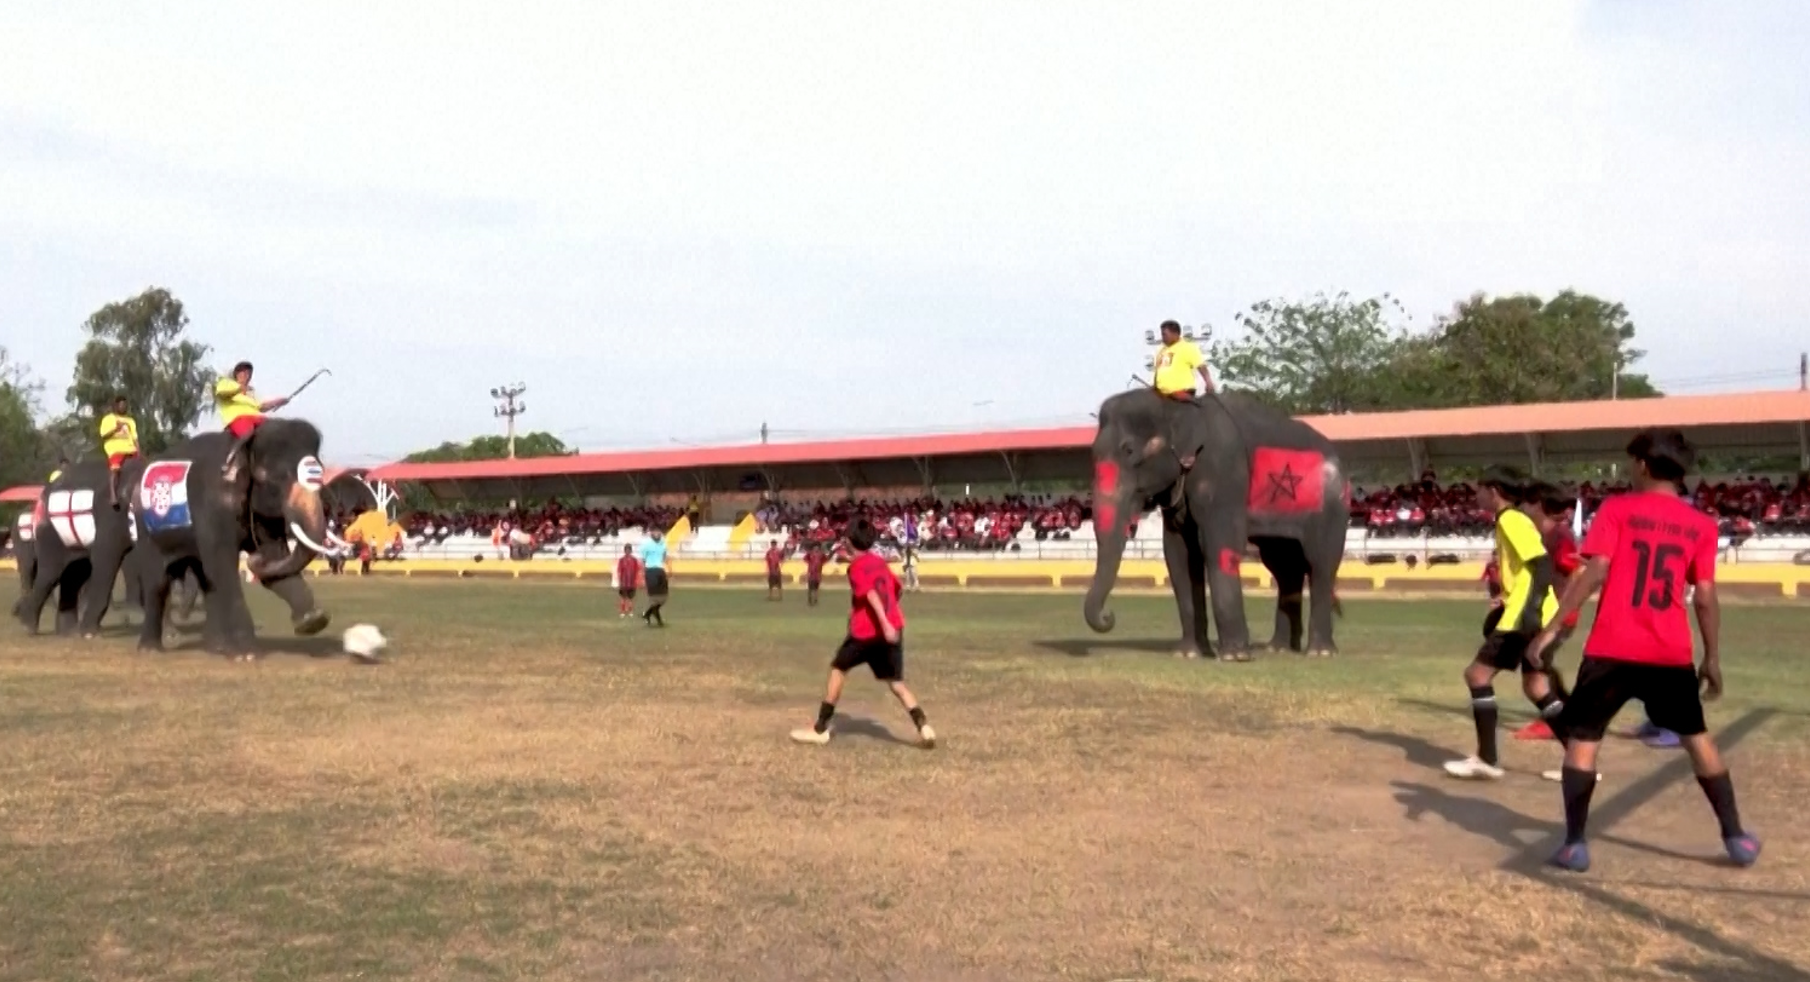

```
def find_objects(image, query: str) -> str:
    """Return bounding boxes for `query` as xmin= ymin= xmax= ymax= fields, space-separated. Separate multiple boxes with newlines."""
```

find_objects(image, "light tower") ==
xmin=490 ymin=383 xmax=528 ymax=458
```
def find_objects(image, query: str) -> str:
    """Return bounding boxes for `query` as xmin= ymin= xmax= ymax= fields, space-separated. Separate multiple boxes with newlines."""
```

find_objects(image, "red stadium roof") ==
xmin=364 ymin=389 xmax=1810 ymax=497
xmin=0 ymin=484 xmax=40 ymax=503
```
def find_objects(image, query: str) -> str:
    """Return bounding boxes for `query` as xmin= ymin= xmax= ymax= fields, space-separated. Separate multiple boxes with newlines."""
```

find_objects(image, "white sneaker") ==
xmin=1443 ymin=757 xmax=1506 ymax=781
xmin=790 ymin=727 xmax=830 ymax=745
xmin=1542 ymin=769 xmax=1604 ymax=783
xmin=918 ymin=724 xmax=937 ymax=749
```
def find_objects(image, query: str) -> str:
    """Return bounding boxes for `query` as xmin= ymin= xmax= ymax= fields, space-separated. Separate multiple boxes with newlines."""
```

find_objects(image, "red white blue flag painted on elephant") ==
xmin=1246 ymin=448 xmax=1325 ymax=517
xmin=138 ymin=461 xmax=194 ymax=533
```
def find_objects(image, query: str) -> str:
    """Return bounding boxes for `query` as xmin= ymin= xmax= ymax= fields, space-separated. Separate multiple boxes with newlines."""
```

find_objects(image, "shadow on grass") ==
xmin=1031 ymin=637 xmax=1187 ymax=658
xmin=832 ymin=714 xmax=917 ymax=747
xmin=1329 ymin=725 xmax=1463 ymax=772
xmin=1387 ymin=780 xmax=1726 ymax=869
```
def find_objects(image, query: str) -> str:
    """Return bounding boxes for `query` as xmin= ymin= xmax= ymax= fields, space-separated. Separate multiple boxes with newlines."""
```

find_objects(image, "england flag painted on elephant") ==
xmin=139 ymin=461 xmax=194 ymax=533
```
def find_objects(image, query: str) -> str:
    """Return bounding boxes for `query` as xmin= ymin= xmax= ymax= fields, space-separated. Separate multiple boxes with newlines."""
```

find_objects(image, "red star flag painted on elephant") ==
xmin=138 ymin=461 xmax=194 ymax=533
xmin=1246 ymin=448 xmax=1325 ymax=517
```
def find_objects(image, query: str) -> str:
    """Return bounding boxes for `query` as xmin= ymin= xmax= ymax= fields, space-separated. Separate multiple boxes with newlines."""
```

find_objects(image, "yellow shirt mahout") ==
xmin=214 ymin=378 xmax=262 ymax=424
xmin=1152 ymin=339 xmax=1205 ymax=395
xmin=99 ymin=413 xmax=139 ymax=457
xmin=1492 ymin=506 xmax=1558 ymax=630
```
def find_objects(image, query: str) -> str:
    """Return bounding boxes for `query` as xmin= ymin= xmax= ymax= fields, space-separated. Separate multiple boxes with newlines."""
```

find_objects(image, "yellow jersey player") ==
xmin=1151 ymin=320 xmax=1215 ymax=400
xmin=99 ymin=395 xmax=139 ymax=508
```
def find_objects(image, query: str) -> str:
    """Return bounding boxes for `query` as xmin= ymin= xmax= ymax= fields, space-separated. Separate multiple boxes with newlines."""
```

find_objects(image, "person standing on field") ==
xmin=1528 ymin=428 xmax=1760 ymax=874
xmin=791 ymin=518 xmax=935 ymax=748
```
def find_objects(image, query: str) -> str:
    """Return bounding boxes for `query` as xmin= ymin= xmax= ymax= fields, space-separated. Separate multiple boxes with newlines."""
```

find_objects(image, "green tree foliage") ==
xmin=1211 ymin=289 xmax=1661 ymax=413
xmin=402 ymin=431 xmax=573 ymax=463
xmin=1209 ymin=292 xmax=1411 ymax=414
xmin=0 ymin=347 xmax=51 ymax=491
xmin=65 ymin=288 xmax=215 ymax=455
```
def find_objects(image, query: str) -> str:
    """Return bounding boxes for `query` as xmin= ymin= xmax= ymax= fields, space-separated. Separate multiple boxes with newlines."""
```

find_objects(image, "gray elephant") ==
xmin=15 ymin=465 xmax=138 ymax=636
xmin=131 ymin=419 xmax=345 ymax=658
xmin=1083 ymin=389 xmax=1347 ymax=661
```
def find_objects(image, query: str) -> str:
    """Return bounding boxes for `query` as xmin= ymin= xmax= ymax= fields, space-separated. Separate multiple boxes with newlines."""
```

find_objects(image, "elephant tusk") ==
xmin=289 ymin=522 xmax=341 ymax=556
xmin=325 ymin=529 xmax=353 ymax=549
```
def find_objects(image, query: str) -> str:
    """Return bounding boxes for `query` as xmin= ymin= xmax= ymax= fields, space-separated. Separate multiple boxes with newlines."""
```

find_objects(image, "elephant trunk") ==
xmin=1083 ymin=461 xmax=1130 ymax=634
xmin=247 ymin=485 xmax=331 ymax=581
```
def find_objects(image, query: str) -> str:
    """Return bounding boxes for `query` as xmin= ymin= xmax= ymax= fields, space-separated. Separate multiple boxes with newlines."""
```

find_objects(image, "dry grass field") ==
xmin=1 ymin=575 xmax=1807 ymax=982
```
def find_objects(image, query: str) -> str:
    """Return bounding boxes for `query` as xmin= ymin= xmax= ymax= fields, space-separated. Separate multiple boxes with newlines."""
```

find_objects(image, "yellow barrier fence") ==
xmin=15 ymin=555 xmax=1796 ymax=599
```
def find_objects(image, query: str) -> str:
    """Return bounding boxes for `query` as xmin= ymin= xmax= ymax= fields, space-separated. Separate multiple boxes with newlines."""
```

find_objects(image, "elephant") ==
xmin=15 ymin=464 xmax=139 ymax=636
xmin=130 ymin=419 xmax=346 ymax=658
xmin=1083 ymin=388 xmax=1347 ymax=661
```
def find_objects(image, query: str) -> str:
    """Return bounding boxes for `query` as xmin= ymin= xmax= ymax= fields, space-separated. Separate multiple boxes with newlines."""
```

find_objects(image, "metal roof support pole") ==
xmin=832 ymin=462 xmax=854 ymax=498
xmin=624 ymin=471 xmax=643 ymax=501
xmin=1406 ymin=438 xmax=1426 ymax=479
xmin=1524 ymin=433 xmax=1544 ymax=477
xmin=911 ymin=456 xmax=933 ymax=493
xmin=565 ymin=473 xmax=583 ymax=503
xmin=999 ymin=452 xmax=1021 ymax=493
xmin=1799 ymin=421 xmax=1807 ymax=470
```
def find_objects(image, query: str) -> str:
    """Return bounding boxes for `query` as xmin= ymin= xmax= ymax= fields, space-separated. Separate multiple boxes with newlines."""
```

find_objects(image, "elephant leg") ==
xmin=79 ymin=552 xmax=124 ymax=637
xmin=177 ymin=572 xmax=201 ymax=622
xmin=1256 ymin=538 xmax=1306 ymax=653
xmin=1201 ymin=523 xmax=1254 ymax=661
xmin=261 ymin=573 xmax=329 ymax=636
xmin=138 ymin=565 xmax=172 ymax=653
xmin=1305 ymin=525 xmax=1342 ymax=657
xmin=17 ymin=556 xmax=62 ymax=634
xmin=55 ymin=563 xmax=86 ymax=637
xmin=197 ymin=550 xmax=252 ymax=658
xmin=1161 ymin=514 xmax=1206 ymax=659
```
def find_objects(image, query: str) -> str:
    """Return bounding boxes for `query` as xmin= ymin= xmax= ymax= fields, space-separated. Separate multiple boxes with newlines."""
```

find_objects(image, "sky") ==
xmin=2 ymin=0 xmax=1806 ymax=466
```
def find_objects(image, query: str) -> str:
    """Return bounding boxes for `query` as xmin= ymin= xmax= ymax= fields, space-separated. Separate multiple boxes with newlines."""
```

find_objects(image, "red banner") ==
xmin=1246 ymin=448 xmax=1325 ymax=516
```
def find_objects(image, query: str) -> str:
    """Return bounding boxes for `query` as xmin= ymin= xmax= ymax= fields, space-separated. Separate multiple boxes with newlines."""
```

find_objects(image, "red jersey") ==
xmin=1579 ymin=491 xmax=1718 ymax=667
xmin=1542 ymin=524 xmax=1582 ymax=629
xmin=803 ymin=550 xmax=829 ymax=584
xmin=616 ymin=555 xmax=642 ymax=589
xmin=847 ymin=551 xmax=904 ymax=641
xmin=764 ymin=547 xmax=784 ymax=574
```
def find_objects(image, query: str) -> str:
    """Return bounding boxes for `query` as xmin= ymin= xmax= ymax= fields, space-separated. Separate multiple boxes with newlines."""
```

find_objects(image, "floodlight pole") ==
xmin=491 ymin=383 xmax=528 ymax=459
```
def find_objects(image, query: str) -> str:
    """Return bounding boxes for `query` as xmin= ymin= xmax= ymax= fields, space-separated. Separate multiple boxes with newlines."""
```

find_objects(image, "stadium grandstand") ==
xmin=6 ymin=390 xmax=1809 ymax=570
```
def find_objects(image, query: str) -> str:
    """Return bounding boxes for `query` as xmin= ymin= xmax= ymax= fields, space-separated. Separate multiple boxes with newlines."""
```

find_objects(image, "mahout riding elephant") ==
xmin=131 ymin=419 xmax=345 ymax=658
xmin=15 ymin=463 xmax=140 ymax=636
xmin=1083 ymin=388 xmax=1347 ymax=661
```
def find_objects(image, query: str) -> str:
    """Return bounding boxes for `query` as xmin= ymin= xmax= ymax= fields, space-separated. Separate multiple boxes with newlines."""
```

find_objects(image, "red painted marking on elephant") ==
xmin=1246 ymin=447 xmax=1325 ymax=517
xmin=1218 ymin=547 xmax=1241 ymax=576
xmin=1092 ymin=461 xmax=1120 ymax=533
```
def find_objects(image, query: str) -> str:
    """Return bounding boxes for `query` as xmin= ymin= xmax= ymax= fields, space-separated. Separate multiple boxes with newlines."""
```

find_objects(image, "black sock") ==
xmin=815 ymin=702 xmax=836 ymax=733
xmin=1561 ymin=766 xmax=1597 ymax=844
xmin=908 ymin=706 xmax=927 ymax=729
xmin=1469 ymin=685 xmax=1500 ymax=765
xmin=1697 ymin=771 xmax=1745 ymax=839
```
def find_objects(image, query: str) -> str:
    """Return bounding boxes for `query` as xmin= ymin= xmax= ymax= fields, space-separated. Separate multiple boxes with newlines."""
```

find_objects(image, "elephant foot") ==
xmin=1305 ymin=646 xmax=1337 ymax=659
xmin=1174 ymin=646 xmax=1203 ymax=660
xmin=1216 ymin=648 xmax=1254 ymax=663
xmin=136 ymin=639 xmax=163 ymax=654
xmin=293 ymin=609 xmax=330 ymax=637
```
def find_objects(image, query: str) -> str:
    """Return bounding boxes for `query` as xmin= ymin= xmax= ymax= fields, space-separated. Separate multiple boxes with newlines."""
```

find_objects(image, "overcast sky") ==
xmin=2 ymin=0 xmax=1805 ymax=465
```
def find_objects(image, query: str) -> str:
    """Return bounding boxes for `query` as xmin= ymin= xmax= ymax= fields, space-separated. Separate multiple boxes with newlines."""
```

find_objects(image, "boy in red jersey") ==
xmin=615 ymin=544 xmax=641 ymax=618
xmin=803 ymin=542 xmax=829 ymax=607
xmin=764 ymin=540 xmax=786 ymax=601
xmin=1529 ymin=429 xmax=1760 ymax=873
xmin=790 ymin=518 xmax=935 ymax=748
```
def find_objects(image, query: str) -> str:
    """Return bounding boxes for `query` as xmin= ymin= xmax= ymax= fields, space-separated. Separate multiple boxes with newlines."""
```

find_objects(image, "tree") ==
xmin=401 ymin=431 xmax=573 ymax=464
xmin=1208 ymin=292 xmax=1412 ymax=414
xmin=0 ymin=347 xmax=51 ymax=491
xmin=1408 ymin=291 xmax=1660 ymax=407
xmin=65 ymin=288 xmax=215 ymax=455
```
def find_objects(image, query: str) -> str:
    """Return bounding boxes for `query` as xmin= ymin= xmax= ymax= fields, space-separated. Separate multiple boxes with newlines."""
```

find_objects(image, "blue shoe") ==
xmin=1725 ymin=834 xmax=1762 ymax=868
xmin=1548 ymin=841 xmax=1591 ymax=873
xmin=1642 ymin=728 xmax=1681 ymax=749
xmin=1633 ymin=719 xmax=1661 ymax=740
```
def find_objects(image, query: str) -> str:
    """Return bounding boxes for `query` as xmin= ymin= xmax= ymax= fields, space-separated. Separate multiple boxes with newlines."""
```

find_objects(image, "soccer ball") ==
xmin=342 ymin=623 xmax=388 ymax=662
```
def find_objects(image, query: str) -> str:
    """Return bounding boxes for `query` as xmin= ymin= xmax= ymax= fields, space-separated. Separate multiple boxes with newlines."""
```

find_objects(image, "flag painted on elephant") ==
xmin=138 ymin=461 xmax=194 ymax=533
xmin=1092 ymin=461 xmax=1120 ymax=536
xmin=1246 ymin=448 xmax=1325 ymax=517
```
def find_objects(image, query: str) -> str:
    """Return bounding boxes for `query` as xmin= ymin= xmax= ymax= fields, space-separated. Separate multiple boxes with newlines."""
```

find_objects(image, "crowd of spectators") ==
xmin=396 ymin=502 xmax=684 ymax=550
xmin=753 ymin=495 xmax=1092 ymax=552
xmin=1354 ymin=471 xmax=1810 ymax=540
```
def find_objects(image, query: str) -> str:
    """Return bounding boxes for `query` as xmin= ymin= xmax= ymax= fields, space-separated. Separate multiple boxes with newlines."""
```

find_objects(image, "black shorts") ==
xmin=806 ymin=580 xmax=821 ymax=592
xmin=767 ymin=572 xmax=783 ymax=588
xmin=618 ymin=587 xmax=637 ymax=600
xmin=832 ymin=635 xmax=904 ymax=681
xmin=645 ymin=569 xmax=669 ymax=597
xmin=1557 ymin=656 xmax=1707 ymax=742
xmin=1477 ymin=631 xmax=1540 ymax=673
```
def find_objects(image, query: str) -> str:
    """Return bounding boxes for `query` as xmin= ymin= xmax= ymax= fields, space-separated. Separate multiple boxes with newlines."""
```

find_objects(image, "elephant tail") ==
xmin=1332 ymin=592 xmax=1344 ymax=618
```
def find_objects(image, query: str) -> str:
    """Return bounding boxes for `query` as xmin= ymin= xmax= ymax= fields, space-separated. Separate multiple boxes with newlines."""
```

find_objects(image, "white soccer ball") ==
xmin=342 ymin=623 xmax=388 ymax=661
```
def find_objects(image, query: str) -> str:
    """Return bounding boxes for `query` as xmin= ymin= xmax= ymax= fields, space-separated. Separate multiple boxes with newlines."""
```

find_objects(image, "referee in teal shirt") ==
xmin=638 ymin=530 xmax=670 ymax=627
